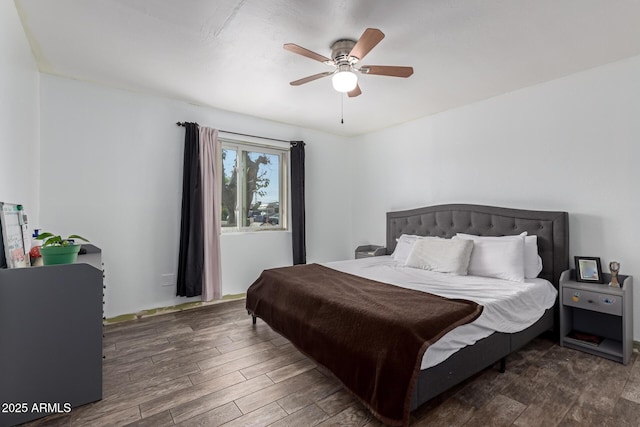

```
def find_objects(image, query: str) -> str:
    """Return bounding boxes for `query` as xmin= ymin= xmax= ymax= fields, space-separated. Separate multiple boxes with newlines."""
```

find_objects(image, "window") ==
xmin=221 ymin=140 xmax=288 ymax=232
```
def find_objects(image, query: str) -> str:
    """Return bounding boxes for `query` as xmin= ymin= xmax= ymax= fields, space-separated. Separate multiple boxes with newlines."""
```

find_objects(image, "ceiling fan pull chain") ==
xmin=341 ymin=93 xmax=344 ymax=124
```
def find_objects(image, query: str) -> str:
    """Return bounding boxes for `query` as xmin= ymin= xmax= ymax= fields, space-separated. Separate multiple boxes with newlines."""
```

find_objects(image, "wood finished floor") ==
xmin=23 ymin=299 xmax=640 ymax=427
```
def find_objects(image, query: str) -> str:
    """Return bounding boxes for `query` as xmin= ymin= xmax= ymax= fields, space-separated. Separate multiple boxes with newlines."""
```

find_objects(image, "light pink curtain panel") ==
xmin=199 ymin=127 xmax=222 ymax=300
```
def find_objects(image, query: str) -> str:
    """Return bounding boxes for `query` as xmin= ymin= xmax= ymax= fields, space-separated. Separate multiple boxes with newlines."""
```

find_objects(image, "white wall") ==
xmin=351 ymin=55 xmax=640 ymax=340
xmin=0 ymin=2 xmax=40 ymax=222
xmin=39 ymin=75 xmax=352 ymax=317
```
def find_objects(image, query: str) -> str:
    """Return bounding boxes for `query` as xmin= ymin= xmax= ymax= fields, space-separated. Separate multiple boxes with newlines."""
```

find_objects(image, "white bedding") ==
xmin=322 ymin=256 xmax=558 ymax=370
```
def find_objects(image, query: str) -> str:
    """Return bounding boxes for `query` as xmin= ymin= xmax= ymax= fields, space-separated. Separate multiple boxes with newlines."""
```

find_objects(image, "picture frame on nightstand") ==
xmin=574 ymin=256 xmax=603 ymax=284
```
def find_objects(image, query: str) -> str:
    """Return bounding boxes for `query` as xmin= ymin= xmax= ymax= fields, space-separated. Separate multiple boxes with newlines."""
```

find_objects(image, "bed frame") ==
xmin=385 ymin=204 xmax=569 ymax=410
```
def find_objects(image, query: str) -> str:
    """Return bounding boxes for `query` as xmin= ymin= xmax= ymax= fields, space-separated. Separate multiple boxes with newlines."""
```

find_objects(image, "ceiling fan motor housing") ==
xmin=330 ymin=39 xmax=358 ymax=65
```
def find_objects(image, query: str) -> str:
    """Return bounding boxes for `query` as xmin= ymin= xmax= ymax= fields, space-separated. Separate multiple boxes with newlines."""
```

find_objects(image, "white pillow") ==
xmin=523 ymin=234 xmax=543 ymax=279
xmin=454 ymin=233 xmax=525 ymax=282
xmin=456 ymin=232 xmax=543 ymax=279
xmin=405 ymin=237 xmax=474 ymax=275
xmin=392 ymin=234 xmax=423 ymax=263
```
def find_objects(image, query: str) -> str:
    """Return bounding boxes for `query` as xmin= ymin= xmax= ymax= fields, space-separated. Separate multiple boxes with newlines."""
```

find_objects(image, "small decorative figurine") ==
xmin=609 ymin=261 xmax=621 ymax=288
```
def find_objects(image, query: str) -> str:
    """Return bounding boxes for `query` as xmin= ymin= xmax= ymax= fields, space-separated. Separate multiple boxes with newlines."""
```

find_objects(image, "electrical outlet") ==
xmin=161 ymin=273 xmax=175 ymax=287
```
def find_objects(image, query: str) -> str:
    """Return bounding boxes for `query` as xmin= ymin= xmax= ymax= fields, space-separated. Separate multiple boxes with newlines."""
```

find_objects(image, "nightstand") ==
xmin=355 ymin=245 xmax=385 ymax=259
xmin=559 ymin=269 xmax=633 ymax=365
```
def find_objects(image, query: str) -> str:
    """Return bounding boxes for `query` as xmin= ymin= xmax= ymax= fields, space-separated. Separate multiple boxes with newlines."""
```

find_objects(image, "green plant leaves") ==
xmin=36 ymin=232 xmax=89 ymax=247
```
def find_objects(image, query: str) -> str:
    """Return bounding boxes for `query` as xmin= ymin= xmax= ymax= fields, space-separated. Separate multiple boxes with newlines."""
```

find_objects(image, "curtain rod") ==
xmin=176 ymin=122 xmax=291 ymax=144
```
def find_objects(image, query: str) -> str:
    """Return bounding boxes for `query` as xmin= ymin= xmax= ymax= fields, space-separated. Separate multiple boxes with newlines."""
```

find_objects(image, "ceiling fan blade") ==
xmin=289 ymin=72 xmax=333 ymax=86
xmin=349 ymin=28 xmax=385 ymax=61
xmin=284 ymin=43 xmax=332 ymax=63
xmin=348 ymin=85 xmax=362 ymax=98
xmin=360 ymin=65 xmax=414 ymax=78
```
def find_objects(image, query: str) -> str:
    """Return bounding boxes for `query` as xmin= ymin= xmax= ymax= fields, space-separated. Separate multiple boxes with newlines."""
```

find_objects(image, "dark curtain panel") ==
xmin=290 ymin=141 xmax=306 ymax=265
xmin=177 ymin=122 xmax=204 ymax=297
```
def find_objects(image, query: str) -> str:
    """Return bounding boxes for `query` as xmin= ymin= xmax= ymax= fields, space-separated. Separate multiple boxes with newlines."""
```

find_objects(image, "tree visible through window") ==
xmin=221 ymin=141 xmax=287 ymax=231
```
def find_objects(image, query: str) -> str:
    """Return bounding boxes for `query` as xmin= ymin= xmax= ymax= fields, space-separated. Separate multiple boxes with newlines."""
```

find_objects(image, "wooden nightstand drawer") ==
xmin=562 ymin=287 xmax=622 ymax=316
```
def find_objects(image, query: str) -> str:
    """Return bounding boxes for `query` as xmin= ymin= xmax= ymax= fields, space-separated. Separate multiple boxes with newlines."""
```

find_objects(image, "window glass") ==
xmin=244 ymin=151 xmax=280 ymax=229
xmin=220 ymin=141 xmax=287 ymax=232
xmin=221 ymin=148 xmax=238 ymax=228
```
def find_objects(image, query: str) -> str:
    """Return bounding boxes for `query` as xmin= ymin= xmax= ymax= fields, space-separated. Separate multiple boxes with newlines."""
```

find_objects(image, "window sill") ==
xmin=220 ymin=229 xmax=291 ymax=236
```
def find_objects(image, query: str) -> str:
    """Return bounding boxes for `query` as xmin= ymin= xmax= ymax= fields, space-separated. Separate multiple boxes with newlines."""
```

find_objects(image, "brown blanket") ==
xmin=246 ymin=263 xmax=483 ymax=426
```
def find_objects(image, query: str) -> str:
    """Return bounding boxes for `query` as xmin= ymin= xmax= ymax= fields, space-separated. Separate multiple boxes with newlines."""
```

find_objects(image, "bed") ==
xmin=246 ymin=204 xmax=569 ymax=425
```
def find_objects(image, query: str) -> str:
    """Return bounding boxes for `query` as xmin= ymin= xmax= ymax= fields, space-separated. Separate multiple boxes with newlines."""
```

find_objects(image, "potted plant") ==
xmin=36 ymin=232 xmax=89 ymax=265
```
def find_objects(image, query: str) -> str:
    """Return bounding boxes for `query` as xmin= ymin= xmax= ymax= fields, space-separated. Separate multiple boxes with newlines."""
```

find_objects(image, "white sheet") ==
xmin=322 ymin=256 xmax=557 ymax=369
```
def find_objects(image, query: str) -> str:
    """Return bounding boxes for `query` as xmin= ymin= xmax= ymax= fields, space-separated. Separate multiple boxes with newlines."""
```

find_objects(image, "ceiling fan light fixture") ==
xmin=332 ymin=66 xmax=358 ymax=93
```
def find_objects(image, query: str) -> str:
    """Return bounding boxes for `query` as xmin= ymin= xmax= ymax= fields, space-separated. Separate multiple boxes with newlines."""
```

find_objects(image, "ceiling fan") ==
xmin=284 ymin=28 xmax=414 ymax=98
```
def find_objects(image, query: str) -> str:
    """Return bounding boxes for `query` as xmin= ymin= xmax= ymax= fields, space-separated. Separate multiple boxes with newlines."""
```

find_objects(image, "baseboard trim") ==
xmin=104 ymin=293 xmax=246 ymax=325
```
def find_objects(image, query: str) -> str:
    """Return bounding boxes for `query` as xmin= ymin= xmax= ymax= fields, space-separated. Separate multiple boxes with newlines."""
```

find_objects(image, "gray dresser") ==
xmin=0 ymin=247 xmax=103 ymax=426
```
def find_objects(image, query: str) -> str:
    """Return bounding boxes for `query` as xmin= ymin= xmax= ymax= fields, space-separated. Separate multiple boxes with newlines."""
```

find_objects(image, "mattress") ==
xmin=322 ymin=256 xmax=558 ymax=369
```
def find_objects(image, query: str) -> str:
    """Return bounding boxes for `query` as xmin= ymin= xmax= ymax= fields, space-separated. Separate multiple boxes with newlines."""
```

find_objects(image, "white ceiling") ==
xmin=15 ymin=0 xmax=640 ymax=136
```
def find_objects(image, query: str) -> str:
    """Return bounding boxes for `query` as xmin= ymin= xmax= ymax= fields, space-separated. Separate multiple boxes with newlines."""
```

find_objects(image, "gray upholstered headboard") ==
xmin=386 ymin=204 xmax=569 ymax=286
